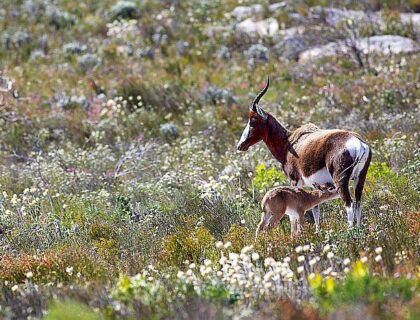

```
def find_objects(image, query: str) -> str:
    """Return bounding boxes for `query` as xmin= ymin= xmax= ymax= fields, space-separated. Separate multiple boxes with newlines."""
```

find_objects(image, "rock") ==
xmin=109 ymin=1 xmax=140 ymax=20
xmin=274 ymin=36 xmax=308 ymax=60
xmin=228 ymin=2 xmax=286 ymax=21
xmin=229 ymin=4 xmax=263 ymax=21
xmin=299 ymin=35 xmax=419 ymax=63
xmin=215 ymin=46 xmax=231 ymax=60
xmin=309 ymin=6 xmax=420 ymax=31
xmin=160 ymin=123 xmax=178 ymax=139
xmin=63 ymin=42 xmax=87 ymax=55
xmin=202 ymin=85 xmax=237 ymax=106
xmin=30 ymin=49 xmax=46 ymax=60
xmin=237 ymin=18 xmax=279 ymax=37
xmin=246 ymin=44 xmax=269 ymax=68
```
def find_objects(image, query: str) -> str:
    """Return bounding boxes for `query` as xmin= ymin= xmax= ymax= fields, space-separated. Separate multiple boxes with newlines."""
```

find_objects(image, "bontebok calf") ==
xmin=257 ymin=183 xmax=338 ymax=237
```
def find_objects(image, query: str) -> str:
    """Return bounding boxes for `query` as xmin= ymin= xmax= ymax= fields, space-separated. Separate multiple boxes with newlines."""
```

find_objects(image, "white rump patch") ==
xmin=346 ymin=137 xmax=369 ymax=179
xmin=301 ymin=167 xmax=333 ymax=187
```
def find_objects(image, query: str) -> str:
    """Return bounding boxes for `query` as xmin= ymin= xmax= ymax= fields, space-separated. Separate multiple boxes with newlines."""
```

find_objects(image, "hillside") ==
xmin=0 ymin=1 xmax=419 ymax=319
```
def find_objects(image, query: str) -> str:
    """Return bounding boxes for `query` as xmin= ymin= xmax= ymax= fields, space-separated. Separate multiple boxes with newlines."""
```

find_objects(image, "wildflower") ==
xmin=189 ymin=263 xmax=196 ymax=269
xmin=303 ymin=244 xmax=310 ymax=251
xmin=204 ymin=259 xmax=211 ymax=267
xmin=213 ymin=240 xmax=223 ymax=250
xmin=66 ymin=266 xmax=74 ymax=275
xmin=251 ymin=252 xmax=260 ymax=261
xmin=177 ymin=271 xmax=185 ymax=279
xmin=344 ymin=267 xmax=350 ymax=274
xmin=309 ymin=258 xmax=317 ymax=266
xmin=219 ymin=256 xmax=227 ymax=265
xmin=361 ymin=256 xmax=368 ymax=263
xmin=375 ymin=255 xmax=382 ymax=262
xmin=283 ymin=257 xmax=291 ymax=263
xmin=375 ymin=247 xmax=383 ymax=254
xmin=25 ymin=271 xmax=33 ymax=279
xmin=327 ymin=252 xmax=334 ymax=259
xmin=224 ymin=241 xmax=232 ymax=249
xmin=343 ymin=258 xmax=351 ymax=265
xmin=323 ymin=244 xmax=331 ymax=253
xmin=264 ymin=282 xmax=272 ymax=289
xmin=264 ymin=257 xmax=275 ymax=267
xmin=295 ymin=246 xmax=303 ymax=253
xmin=308 ymin=273 xmax=316 ymax=279
xmin=11 ymin=285 xmax=19 ymax=292
xmin=297 ymin=255 xmax=305 ymax=262
xmin=297 ymin=266 xmax=305 ymax=273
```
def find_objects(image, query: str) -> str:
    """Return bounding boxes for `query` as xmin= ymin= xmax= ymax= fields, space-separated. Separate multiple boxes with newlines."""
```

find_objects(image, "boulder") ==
xmin=237 ymin=18 xmax=279 ymax=37
xmin=299 ymin=35 xmax=419 ymax=63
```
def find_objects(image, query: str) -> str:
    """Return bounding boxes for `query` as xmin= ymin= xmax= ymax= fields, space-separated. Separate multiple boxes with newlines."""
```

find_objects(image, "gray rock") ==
xmin=274 ymin=36 xmax=308 ymax=60
xmin=228 ymin=2 xmax=286 ymax=21
xmin=202 ymin=85 xmax=238 ymax=106
xmin=30 ymin=49 xmax=46 ymax=60
xmin=78 ymin=53 xmax=100 ymax=71
xmin=110 ymin=1 xmax=140 ymax=20
xmin=160 ymin=123 xmax=178 ymax=139
xmin=246 ymin=44 xmax=269 ymax=63
xmin=216 ymin=46 xmax=231 ymax=60
xmin=299 ymin=35 xmax=419 ymax=63
xmin=237 ymin=18 xmax=279 ymax=37
xmin=63 ymin=42 xmax=87 ymax=55
xmin=57 ymin=94 xmax=89 ymax=110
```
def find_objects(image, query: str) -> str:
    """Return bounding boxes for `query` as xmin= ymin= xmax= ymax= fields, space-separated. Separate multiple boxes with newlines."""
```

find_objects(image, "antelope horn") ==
xmin=251 ymin=76 xmax=270 ymax=111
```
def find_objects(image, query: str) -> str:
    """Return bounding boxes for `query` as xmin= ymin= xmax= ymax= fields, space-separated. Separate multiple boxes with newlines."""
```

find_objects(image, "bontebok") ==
xmin=238 ymin=77 xmax=372 ymax=228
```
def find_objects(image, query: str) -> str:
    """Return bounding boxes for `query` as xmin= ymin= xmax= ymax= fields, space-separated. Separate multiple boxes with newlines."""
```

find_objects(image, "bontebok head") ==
xmin=237 ymin=77 xmax=270 ymax=151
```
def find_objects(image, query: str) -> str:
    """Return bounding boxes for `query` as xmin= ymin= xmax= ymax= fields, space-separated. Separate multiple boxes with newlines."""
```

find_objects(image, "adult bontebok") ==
xmin=258 ymin=183 xmax=338 ymax=237
xmin=237 ymin=77 xmax=372 ymax=228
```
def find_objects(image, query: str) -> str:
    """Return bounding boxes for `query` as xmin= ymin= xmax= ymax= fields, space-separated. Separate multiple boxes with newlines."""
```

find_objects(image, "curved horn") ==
xmin=251 ymin=76 xmax=270 ymax=111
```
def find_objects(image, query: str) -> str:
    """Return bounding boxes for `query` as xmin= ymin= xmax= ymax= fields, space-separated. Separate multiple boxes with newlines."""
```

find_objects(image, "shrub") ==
xmin=252 ymin=163 xmax=288 ymax=192
xmin=110 ymin=1 xmax=140 ymax=20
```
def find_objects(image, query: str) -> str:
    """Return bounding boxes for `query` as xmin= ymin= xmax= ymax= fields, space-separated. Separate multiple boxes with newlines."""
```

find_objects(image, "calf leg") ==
xmin=312 ymin=205 xmax=320 ymax=233
xmin=256 ymin=211 xmax=272 ymax=238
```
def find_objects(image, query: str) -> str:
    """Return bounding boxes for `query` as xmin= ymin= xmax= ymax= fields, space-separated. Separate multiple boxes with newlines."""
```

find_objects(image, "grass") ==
xmin=0 ymin=0 xmax=419 ymax=319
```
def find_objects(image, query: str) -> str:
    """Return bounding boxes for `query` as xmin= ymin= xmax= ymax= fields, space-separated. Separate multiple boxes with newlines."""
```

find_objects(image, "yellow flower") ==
xmin=325 ymin=278 xmax=335 ymax=294
xmin=308 ymin=273 xmax=322 ymax=289
xmin=352 ymin=260 xmax=367 ymax=279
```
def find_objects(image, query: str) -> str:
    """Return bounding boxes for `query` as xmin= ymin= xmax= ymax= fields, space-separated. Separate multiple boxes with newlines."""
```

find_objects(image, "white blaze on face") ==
xmin=238 ymin=121 xmax=250 ymax=148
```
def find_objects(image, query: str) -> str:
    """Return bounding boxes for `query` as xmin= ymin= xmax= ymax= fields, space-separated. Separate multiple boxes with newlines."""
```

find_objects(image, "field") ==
xmin=0 ymin=0 xmax=419 ymax=319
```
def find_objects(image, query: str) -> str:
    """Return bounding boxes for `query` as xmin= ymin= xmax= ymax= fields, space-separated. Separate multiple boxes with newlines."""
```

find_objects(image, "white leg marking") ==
xmin=346 ymin=205 xmax=354 ymax=228
xmin=312 ymin=205 xmax=320 ymax=233
xmin=354 ymin=202 xmax=362 ymax=227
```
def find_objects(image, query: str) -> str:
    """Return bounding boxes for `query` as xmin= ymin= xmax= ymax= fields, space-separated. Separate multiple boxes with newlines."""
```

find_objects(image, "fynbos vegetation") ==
xmin=0 ymin=0 xmax=419 ymax=319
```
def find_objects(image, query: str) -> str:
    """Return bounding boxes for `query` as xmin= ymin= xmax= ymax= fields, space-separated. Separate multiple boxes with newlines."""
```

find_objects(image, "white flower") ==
xmin=375 ymin=255 xmax=382 ymax=262
xmin=66 ymin=266 xmax=74 ymax=275
xmin=295 ymin=246 xmax=303 ymax=253
xmin=297 ymin=255 xmax=305 ymax=262
xmin=309 ymin=258 xmax=317 ymax=266
xmin=343 ymin=258 xmax=351 ymax=265
xmin=177 ymin=271 xmax=185 ymax=279
xmin=323 ymin=244 xmax=331 ymax=253
xmin=283 ymin=257 xmax=291 ymax=263
xmin=361 ymin=256 xmax=368 ymax=263
xmin=204 ymin=259 xmax=211 ymax=267
xmin=25 ymin=271 xmax=33 ymax=279
xmin=215 ymin=241 xmax=223 ymax=249
xmin=303 ymin=245 xmax=310 ymax=252
xmin=224 ymin=241 xmax=232 ymax=249
xmin=344 ymin=267 xmax=350 ymax=273
xmin=327 ymin=252 xmax=334 ymax=259
xmin=264 ymin=282 xmax=272 ymax=289
xmin=189 ymin=263 xmax=196 ymax=269
xmin=297 ymin=266 xmax=305 ymax=273
xmin=11 ymin=285 xmax=19 ymax=292
xmin=251 ymin=252 xmax=260 ymax=261
xmin=375 ymin=247 xmax=383 ymax=254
